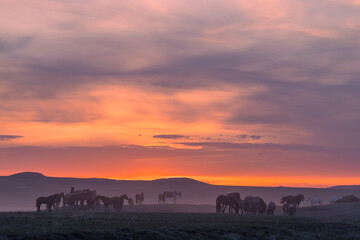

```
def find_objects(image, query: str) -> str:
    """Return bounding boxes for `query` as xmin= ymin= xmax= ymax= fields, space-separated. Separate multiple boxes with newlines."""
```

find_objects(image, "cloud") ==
xmin=249 ymin=135 xmax=262 ymax=140
xmin=235 ymin=134 xmax=248 ymax=139
xmin=0 ymin=135 xmax=23 ymax=141
xmin=153 ymin=135 xmax=189 ymax=139
xmin=0 ymin=0 xmax=360 ymax=181
xmin=235 ymin=134 xmax=262 ymax=140
xmin=175 ymin=141 xmax=333 ymax=153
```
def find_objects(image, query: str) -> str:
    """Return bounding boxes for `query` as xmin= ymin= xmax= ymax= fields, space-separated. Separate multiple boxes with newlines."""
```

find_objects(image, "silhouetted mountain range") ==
xmin=330 ymin=185 xmax=360 ymax=190
xmin=0 ymin=172 xmax=360 ymax=211
xmin=8 ymin=172 xmax=46 ymax=178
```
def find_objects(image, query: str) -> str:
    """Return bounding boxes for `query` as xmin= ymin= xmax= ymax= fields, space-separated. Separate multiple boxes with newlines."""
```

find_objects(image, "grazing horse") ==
xmin=244 ymin=196 xmax=263 ymax=214
xmin=158 ymin=193 xmax=165 ymax=204
xmin=267 ymin=201 xmax=276 ymax=216
xmin=135 ymin=192 xmax=144 ymax=205
xmin=163 ymin=191 xmax=181 ymax=204
xmin=307 ymin=197 xmax=322 ymax=206
xmin=216 ymin=195 xmax=224 ymax=213
xmin=96 ymin=195 xmax=128 ymax=213
xmin=226 ymin=192 xmax=241 ymax=201
xmin=36 ymin=193 xmax=63 ymax=212
xmin=281 ymin=194 xmax=304 ymax=208
xmin=257 ymin=197 xmax=267 ymax=215
xmin=224 ymin=192 xmax=244 ymax=213
xmin=64 ymin=190 xmax=97 ymax=208
xmin=216 ymin=194 xmax=239 ymax=213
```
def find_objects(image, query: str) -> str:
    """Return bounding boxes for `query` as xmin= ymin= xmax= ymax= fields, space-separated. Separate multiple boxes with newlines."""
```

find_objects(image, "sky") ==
xmin=1 ymin=0 xmax=360 ymax=187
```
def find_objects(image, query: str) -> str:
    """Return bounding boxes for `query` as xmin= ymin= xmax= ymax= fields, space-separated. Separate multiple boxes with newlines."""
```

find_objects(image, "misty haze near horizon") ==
xmin=0 ymin=172 xmax=359 ymax=212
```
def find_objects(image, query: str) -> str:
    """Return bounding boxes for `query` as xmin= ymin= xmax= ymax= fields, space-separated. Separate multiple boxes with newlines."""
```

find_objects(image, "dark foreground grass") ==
xmin=0 ymin=212 xmax=359 ymax=240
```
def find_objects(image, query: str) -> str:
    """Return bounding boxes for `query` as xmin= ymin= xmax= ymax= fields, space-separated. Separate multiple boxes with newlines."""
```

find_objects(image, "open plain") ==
xmin=0 ymin=203 xmax=360 ymax=240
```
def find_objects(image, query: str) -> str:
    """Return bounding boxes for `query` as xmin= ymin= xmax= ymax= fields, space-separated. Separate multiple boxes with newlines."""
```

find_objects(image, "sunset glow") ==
xmin=1 ymin=0 xmax=360 ymax=187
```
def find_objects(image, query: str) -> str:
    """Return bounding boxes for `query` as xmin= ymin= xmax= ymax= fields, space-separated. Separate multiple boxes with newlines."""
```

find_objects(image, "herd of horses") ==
xmin=36 ymin=188 xmax=182 ymax=213
xmin=216 ymin=193 xmax=305 ymax=216
xmin=36 ymin=188 xmax=350 ymax=216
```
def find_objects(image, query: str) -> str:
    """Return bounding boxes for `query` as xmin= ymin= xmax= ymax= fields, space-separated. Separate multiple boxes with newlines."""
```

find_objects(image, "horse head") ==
xmin=122 ymin=194 xmax=128 ymax=200
xmin=298 ymin=194 xmax=305 ymax=201
xmin=178 ymin=191 xmax=182 ymax=197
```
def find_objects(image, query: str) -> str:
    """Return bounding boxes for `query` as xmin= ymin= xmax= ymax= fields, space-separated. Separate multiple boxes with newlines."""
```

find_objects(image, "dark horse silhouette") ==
xmin=158 ymin=193 xmax=165 ymax=204
xmin=96 ymin=195 xmax=128 ymax=213
xmin=244 ymin=196 xmax=266 ymax=214
xmin=163 ymin=191 xmax=181 ymax=204
xmin=216 ymin=194 xmax=239 ymax=213
xmin=135 ymin=192 xmax=144 ymax=205
xmin=224 ymin=192 xmax=241 ymax=213
xmin=64 ymin=190 xmax=97 ymax=208
xmin=36 ymin=193 xmax=64 ymax=212
xmin=288 ymin=203 xmax=296 ymax=216
xmin=267 ymin=201 xmax=276 ymax=216
xmin=257 ymin=197 xmax=267 ymax=215
xmin=226 ymin=192 xmax=240 ymax=201
xmin=281 ymin=194 xmax=304 ymax=208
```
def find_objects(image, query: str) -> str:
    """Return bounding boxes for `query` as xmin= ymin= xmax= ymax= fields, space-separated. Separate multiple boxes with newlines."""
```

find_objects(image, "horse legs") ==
xmin=222 ymin=204 xmax=226 ymax=213
xmin=105 ymin=204 xmax=108 ymax=213
xmin=46 ymin=203 xmax=52 ymax=212
xmin=37 ymin=203 xmax=41 ymax=212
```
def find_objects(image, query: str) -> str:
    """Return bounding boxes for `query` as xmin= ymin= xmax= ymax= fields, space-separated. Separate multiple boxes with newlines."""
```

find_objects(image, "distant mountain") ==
xmin=330 ymin=185 xmax=360 ymax=190
xmin=151 ymin=177 xmax=210 ymax=186
xmin=8 ymin=172 xmax=46 ymax=178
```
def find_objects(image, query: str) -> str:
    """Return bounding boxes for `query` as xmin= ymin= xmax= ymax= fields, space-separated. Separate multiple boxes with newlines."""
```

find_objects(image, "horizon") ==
xmin=1 ymin=0 xmax=360 ymax=188
xmin=3 ymin=171 xmax=358 ymax=189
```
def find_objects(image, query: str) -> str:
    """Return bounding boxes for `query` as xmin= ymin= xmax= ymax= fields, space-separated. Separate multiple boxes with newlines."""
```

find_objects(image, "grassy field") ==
xmin=0 ymin=210 xmax=359 ymax=240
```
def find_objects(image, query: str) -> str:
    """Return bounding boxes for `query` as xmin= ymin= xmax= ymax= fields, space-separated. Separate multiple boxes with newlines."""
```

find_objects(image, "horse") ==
xmin=329 ymin=196 xmax=341 ymax=204
xmin=64 ymin=189 xmax=97 ymax=208
xmin=163 ymin=191 xmax=181 ymax=204
xmin=51 ymin=192 xmax=65 ymax=211
xmin=267 ymin=201 xmax=276 ymax=216
xmin=96 ymin=195 xmax=128 ymax=213
xmin=226 ymin=192 xmax=241 ymax=201
xmin=36 ymin=193 xmax=63 ymax=212
xmin=281 ymin=194 xmax=304 ymax=208
xmin=288 ymin=203 xmax=296 ymax=216
xmin=135 ymin=192 xmax=144 ymax=205
xmin=216 ymin=194 xmax=239 ymax=213
xmin=256 ymin=197 xmax=267 ymax=215
xmin=113 ymin=194 xmax=129 ymax=212
xmin=224 ymin=192 xmax=244 ymax=213
xmin=307 ymin=197 xmax=322 ymax=206
xmin=216 ymin=195 xmax=224 ymax=213
xmin=244 ymin=196 xmax=263 ymax=214
xmin=158 ymin=193 xmax=165 ymax=204
xmin=283 ymin=203 xmax=289 ymax=214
